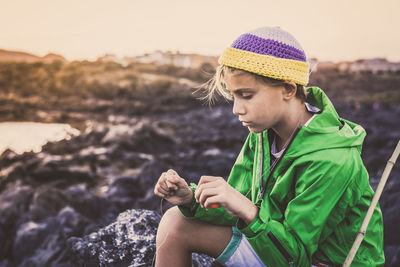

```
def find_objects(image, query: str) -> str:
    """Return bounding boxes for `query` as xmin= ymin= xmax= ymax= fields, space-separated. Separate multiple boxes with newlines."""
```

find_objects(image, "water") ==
xmin=0 ymin=122 xmax=80 ymax=155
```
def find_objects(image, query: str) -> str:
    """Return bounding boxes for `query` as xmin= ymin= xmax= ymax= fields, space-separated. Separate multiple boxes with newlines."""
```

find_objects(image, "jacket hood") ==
xmin=284 ymin=86 xmax=366 ymax=159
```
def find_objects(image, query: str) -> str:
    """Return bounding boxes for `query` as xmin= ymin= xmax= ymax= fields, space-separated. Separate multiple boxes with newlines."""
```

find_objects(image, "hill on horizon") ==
xmin=0 ymin=48 xmax=66 ymax=63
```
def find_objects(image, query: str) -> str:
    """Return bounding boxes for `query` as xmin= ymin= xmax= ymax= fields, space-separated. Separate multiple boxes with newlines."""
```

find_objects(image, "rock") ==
xmin=13 ymin=220 xmax=55 ymax=262
xmin=57 ymin=206 xmax=92 ymax=238
xmin=0 ymin=259 xmax=11 ymax=267
xmin=381 ymin=169 xmax=400 ymax=246
xmin=29 ymin=187 xmax=69 ymax=221
xmin=63 ymin=183 xmax=103 ymax=220
xmin=12 ymin=206 xmax=91 ymax=266
xmin=384 ymin=245 xmax=400 ymax=267
xmin=105 ymin=176 xmax=145 ymax=211
xmin=0 ymin=149 xmax=19 ymax=168
xmin=133 ymin=188 xmax=161 ymax=211
xmin=68 ymin=209 xmax=214 ymax=266
xmin=0 ymin=185 xmax=34 ymax=260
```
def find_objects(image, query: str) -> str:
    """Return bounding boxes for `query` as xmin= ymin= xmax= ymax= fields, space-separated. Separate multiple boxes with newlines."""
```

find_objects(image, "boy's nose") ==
xmin=232 ymin=100 xmax=245 ymax=115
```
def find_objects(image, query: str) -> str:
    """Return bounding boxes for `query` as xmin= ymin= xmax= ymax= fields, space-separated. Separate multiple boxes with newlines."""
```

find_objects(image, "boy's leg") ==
xmin=155 ymin=206 xmax=232 ymax=267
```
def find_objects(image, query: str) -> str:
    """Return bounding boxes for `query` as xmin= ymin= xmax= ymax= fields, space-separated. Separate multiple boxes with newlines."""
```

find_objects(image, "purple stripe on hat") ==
xmin=231 ymin=33 xmax=307 ymax=62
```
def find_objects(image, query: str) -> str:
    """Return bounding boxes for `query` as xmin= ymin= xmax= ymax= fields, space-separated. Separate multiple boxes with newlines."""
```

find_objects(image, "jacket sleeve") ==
xmin=238 ymin=153 xmax=356 ymax=266
xmin=178 ymin=133 xmax=255 ymax=226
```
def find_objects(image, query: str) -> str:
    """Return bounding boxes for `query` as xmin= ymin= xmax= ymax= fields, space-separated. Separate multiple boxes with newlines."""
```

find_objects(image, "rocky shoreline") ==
xmin=0 ymin=100 xmax=399 ymax=266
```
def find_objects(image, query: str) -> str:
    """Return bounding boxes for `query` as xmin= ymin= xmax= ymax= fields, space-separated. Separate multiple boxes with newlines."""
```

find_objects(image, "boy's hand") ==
xmin=195 ymin=176 xmax=258 ymax=224
xmin=154 ymin=169 xmax=193 ymax=207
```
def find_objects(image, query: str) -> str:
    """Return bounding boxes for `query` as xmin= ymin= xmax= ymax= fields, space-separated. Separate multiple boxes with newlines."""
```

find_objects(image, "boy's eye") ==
xmin=241 ymin=93 xmax=253 ymax=99
xmin=228 ymin=90 xmax=253 ymax=100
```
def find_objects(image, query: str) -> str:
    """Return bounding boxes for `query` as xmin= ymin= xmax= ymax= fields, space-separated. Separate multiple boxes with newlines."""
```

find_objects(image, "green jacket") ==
xmin=179 ymin=87 xmax=384 ymax=266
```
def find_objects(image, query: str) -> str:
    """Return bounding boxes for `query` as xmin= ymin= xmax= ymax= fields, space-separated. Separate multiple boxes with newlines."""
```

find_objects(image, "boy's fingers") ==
xmin=155 ymin=181 xmax=178 ymax=198
xmin=160 ymin=172 xmax=177 ymax=190
xmin=198 ymin=187 xmax=219 ymax=207
xmin=165 ymin=180 xmax=178 ymax=191
xmin=159 ymin=181 xmax=169 ymax=191
xmin=154 ymin=186 xmax=167 ymax=198
xmin=198 ymin=176 xmax=219 ymax=186
xmin=195 ymin=179 xmax=219 ymax=199
xmin=204 ymin=196 xmax=221 ymax=210
xmin=155 ymin=181 xmax=168 ymax=193
xmin=158 ymin=176 xmax=170 ymax=191
xmin=166 ymin=169 xmax=181 ymax=181
xmin=195 ymin=182 xmax=212 ymax=203
xmin=158 ymin=172 xmax=167 ymax=184
xmin=166 ymin=170 xmax=182 ymax=181
xmin=156 ymin=184 xmax=170 ymax=195
xmin=159 ymin=169 xmax=188 ymax=192
xmin=166 ymin=175 xmax=179 ymax=184
xmin=167 ymin=169 xmax=178 ymax=176
xmin=166 ymin=174 xmax=188 ymax=189
xmin=155 ymin=173 xmax=169 ymax=193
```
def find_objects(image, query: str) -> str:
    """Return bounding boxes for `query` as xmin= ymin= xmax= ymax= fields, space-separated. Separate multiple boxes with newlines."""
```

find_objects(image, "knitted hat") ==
xmin=218 ymin=27 xmax=310 ymax=85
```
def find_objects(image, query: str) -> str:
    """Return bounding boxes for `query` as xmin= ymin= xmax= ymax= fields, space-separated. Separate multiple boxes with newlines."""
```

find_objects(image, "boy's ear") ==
xmin=282 ymin=81 xmax=297 ymax=100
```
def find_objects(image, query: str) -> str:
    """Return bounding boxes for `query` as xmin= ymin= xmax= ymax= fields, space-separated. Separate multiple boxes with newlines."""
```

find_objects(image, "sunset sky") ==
xmin=1 ymin=0 xmax=399 ymax=62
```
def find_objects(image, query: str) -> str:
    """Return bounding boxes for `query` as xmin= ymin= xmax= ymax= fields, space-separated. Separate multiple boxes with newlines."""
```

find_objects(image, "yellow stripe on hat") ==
xmin=218 ymin=47 xmax=310 ymax=85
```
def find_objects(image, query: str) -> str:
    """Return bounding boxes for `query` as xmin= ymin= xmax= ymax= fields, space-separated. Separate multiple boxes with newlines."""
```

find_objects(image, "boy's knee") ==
xmin=160 ymin=206 xmax=185 ymax=227
xmin=163 ymin=206 xmax=181 ymax=219
xmin=157 ymin=206 xmax=186 ymax=242
xmin=159 ymin=206 xmax=186 ymax=233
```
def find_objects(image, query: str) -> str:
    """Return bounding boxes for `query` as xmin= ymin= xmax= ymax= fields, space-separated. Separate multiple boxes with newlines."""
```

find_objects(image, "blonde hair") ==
xmin=202 ymin=65 xmax=307 ymax=105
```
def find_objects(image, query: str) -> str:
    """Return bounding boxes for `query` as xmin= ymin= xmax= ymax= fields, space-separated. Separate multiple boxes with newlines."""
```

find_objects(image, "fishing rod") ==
xmin=343 ymin=140 xmax=400 ymax=267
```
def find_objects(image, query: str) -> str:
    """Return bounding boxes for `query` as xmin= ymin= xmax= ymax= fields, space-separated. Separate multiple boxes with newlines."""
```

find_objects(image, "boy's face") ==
xmin=224 ymin=72 xmax=287 ymax=133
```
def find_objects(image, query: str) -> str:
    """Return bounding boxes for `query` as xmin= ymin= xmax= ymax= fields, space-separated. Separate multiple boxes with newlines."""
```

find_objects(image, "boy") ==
xmin=154 ymin=26 xmax=384 ymax=266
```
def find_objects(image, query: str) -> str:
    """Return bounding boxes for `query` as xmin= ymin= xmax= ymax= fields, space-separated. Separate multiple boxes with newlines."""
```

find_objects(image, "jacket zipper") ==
xmin=260 ymin=126 xmax=301 ymax=199
xmin=258 ymin=133 xmax=264 ymax=199
xmin=267 ymin=232 xmax=295 ymax=267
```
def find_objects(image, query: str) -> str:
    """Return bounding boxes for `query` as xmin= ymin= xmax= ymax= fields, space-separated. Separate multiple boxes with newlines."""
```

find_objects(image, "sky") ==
xmin=1 ymin=0 xmax=399 ymax=62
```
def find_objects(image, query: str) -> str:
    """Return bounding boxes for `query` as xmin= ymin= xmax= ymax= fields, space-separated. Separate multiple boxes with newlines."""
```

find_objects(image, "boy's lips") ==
xmin=240 ymin=121 xmax=253 ymax=127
